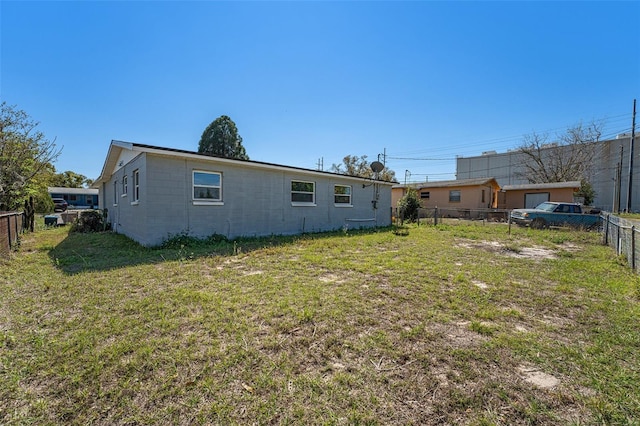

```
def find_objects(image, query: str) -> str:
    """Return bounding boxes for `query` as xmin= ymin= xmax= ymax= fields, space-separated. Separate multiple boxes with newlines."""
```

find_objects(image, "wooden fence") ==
xmin=602 ymin=214 xmax=639 ymax=273
xmin=0 ymin=211 xmax=24 ymax=257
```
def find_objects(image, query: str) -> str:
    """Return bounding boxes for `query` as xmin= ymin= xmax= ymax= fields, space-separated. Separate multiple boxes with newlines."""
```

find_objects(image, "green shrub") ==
xmin=71 ymin=210 xmax=109 ymax=233
xmin=397 ymin=187 xmax=422 ymax=222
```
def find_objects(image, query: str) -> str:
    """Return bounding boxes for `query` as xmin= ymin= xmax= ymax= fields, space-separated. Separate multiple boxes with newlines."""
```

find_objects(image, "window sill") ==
xmin=334 ymin=204 xmax=353 ymax=208
xmin=193 ymin=200 xmax=224 ymax=206
xmin=131 ymin=201 xmax=139 ymax=206
xmin=291 ymin=202 xmax=316 ymax=207
xmin=121 ymin=194 xmax=127 ymax=198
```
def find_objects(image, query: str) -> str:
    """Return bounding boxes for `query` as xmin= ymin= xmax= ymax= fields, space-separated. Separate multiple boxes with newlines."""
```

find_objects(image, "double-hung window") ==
xmin=449 ymin=190 xmax=461 ymax=202
xmin=291 ymin=180 xmax=315 ymax=204
xmin=133 ymin=169 xmax=140 ymax=203
xmin=122 ymin=175 xmax=128 ymax=197
xmin=193 ymin=171 xmax=222 ymax=203
xmin=334 ymin=184 xmax=352 ymax=206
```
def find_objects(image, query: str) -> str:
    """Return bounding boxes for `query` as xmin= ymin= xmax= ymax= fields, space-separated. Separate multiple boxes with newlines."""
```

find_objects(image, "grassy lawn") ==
xmin=1 ymin=222 xmax=639 ymax=425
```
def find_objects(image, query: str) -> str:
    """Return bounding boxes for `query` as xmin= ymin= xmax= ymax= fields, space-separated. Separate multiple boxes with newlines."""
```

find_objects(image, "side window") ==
xmin=193 ymin=171 xmax=222 ymax=201
xmin=291 ymin=180 xmax=315 ymax=204
xmin=113 ymin=181 xmax=118 ymax=205
xmin=334 ymin=185 xmax=352 ymax=205
xmin=122 ymin=175 xmax=128 ymax=196
xmin=449 ymin=190 xmax=461 ymax=202
xmin=133 ymin=169 xmax=140 ymax=202
xmin=420 ymin=191 xmax=430 ymax=199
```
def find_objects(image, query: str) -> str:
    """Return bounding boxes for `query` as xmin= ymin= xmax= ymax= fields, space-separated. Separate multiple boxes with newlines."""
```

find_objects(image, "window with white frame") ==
xmin=334 ymin=184 xmax=352 ymax=205
xmin=122 ymin=175 xmax=128 ymax=197
xmin=193 ymin=171 xmax=222 ymax=201
xmin=133 ymin=169 xmax=140 ymax=202
xmin=449 ymin=190 xmax=461 ymax=202
xmin=291 ymin=180 xmax=315 ymax=204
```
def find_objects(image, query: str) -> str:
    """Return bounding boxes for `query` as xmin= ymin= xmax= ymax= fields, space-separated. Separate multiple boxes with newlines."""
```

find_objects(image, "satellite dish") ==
xmin=370 ymin=161 xmax=384 ymax=173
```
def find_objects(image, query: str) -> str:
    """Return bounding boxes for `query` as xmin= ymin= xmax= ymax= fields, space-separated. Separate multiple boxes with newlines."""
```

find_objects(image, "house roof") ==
xmin=93 ymin=140 xmax=397 ymax=187
xmin=501 ymin=181 xmax=581 ymax=191
xmin=48 ymin=187 xmax=99 ymax=195
xmin=393 ymin=177 xmax=500 ymax=190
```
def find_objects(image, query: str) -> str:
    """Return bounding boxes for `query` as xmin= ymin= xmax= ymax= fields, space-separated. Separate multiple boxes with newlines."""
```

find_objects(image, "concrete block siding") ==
xmin=96 ymin=141 xmax=393 ymax=246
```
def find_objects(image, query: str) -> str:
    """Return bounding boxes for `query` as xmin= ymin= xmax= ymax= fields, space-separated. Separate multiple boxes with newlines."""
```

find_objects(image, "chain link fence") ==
xmin=602 ymin=214 xmax=639 ymax=273
xmin=393 ymin=207 xmax=511 ymax=226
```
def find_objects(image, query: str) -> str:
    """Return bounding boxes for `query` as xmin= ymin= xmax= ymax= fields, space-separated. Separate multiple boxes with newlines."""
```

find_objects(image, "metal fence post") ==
xmin=632 ymin=225 xmax=636 ymax=271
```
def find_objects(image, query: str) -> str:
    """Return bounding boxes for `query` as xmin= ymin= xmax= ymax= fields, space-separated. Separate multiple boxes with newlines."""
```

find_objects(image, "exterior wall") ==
xmin=456 ymin=136 xmax=640 ymax=212
xmin=419 ymin=185 xmax=497 ymax=210
xmin=499 ymin=187 xmax=577 ymax=210
xmin=391 ymin=187 xmax=408 ymax=208
xmin=392 ymin=183 xmax=498 ymax=210
xmin=104 ymin=153 xmax=392 ymax=246
xmin=103 ymin=153 xmax=149 ymax=244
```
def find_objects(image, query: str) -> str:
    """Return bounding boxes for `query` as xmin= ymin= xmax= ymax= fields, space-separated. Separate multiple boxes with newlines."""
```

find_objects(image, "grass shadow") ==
xmin=48 ymin=226 xmax=396 ymax=275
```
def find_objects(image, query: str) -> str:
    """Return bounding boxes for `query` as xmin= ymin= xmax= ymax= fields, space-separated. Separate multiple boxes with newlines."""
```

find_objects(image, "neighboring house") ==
xmin=499 ymin=181 xmax=582 ymax=209
xmin=456 ymin=134 xmax=640 ymax=211
xmin=48 ymin=187 xmax=99 ymax=209
xmin=392 ymin=178 xmax=500 ymax=215
xmin=92 ymin=141 xmax=393 ymax=247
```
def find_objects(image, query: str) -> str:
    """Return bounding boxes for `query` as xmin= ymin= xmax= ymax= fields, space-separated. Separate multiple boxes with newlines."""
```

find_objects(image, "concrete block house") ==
xmin=392 ymin=178 xmax=500 ymax=211
xmin=93 ymin=141 xmax=393 ymax=246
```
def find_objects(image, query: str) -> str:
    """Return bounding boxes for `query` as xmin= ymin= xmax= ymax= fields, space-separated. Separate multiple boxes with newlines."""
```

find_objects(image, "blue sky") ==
xmin=2 ymin=1 xmax=639 ymax=183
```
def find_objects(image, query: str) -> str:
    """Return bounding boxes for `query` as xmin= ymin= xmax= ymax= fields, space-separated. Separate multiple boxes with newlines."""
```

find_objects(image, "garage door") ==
xmin=525 ymin=192 xmax=549 ymax=208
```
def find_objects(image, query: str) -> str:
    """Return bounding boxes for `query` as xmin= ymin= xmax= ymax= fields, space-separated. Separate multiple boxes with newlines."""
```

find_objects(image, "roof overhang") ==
xmin=93 ymin=140 xmax=396 ymax=188
xmin=501 ymin=181 xmax=582 ymax=191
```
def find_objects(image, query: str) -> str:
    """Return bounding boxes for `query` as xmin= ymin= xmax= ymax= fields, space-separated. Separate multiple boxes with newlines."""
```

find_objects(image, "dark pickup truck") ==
xmin=510 ymin=202 xmax=601 ymax=230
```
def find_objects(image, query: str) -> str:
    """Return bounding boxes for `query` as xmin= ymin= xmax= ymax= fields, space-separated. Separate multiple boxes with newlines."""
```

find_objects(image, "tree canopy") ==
xmin=330 ymin=155 xmax=396 ymax=182
xmin=198 ymin=115 xmax=249 ymax=160
xmin=516 ymin=121 xmax=602 ymax=205
xmin=0 ymin=102 xmax=61 ymax=211
xmin=516 ymin=121 xmax=602 ymax=184
xmin=50 ymin=170 xmax=93 ymax=188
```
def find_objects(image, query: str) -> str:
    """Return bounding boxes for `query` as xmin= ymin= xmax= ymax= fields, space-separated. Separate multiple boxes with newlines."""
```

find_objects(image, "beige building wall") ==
xmin=392 ymin=178 xmax=500 ymax=211
xmin=500 ymin=187 xmax=577 ymax=210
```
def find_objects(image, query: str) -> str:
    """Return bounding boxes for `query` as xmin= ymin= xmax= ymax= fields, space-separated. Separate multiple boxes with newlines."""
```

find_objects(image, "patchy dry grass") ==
xmin=1 ymin=223 xmax=639 ymax=425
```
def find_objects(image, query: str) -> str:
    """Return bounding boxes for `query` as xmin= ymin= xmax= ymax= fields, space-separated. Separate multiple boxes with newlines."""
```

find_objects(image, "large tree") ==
xmin=516 ymin=121 xmax=602 ymax=204
xmin=330 ymin=155 xmax=396 ymax=182
xmin=198 ymin=115 xmax=249 ymax=160
xmin=0 ymin=102 xmax=61 ymax=211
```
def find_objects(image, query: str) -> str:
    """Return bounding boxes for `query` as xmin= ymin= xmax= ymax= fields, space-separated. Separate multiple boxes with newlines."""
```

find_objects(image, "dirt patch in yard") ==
xmin=518 ymin=365 xmax=560 ymax=389
xmin=457 ymin=239 xmax=557 ymax=260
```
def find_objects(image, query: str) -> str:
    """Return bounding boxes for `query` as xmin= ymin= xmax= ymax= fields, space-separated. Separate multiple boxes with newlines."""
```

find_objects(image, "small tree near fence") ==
xmin=397 ymin=188 xmax=422 ymax=223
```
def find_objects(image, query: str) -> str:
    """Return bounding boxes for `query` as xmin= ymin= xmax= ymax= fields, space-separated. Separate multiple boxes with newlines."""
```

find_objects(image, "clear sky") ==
xmin=2 ymin=1 xmax=639 ymax=184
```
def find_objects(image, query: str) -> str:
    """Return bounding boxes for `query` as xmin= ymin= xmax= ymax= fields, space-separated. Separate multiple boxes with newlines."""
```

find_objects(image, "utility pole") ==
xmin=378 ymin=149 xmax=387 ymax=169
xmin=626 ymin=99 xmax=636 ymax=212
xmin=316 ymin=157 xmax=323 ymax=171
xmin=615 ymin=145 xmax=623 ymax=213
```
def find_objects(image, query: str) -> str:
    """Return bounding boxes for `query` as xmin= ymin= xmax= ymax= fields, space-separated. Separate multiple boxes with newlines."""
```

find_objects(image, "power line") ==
xmin=389 ymin=113 xmax=633 ymax=158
